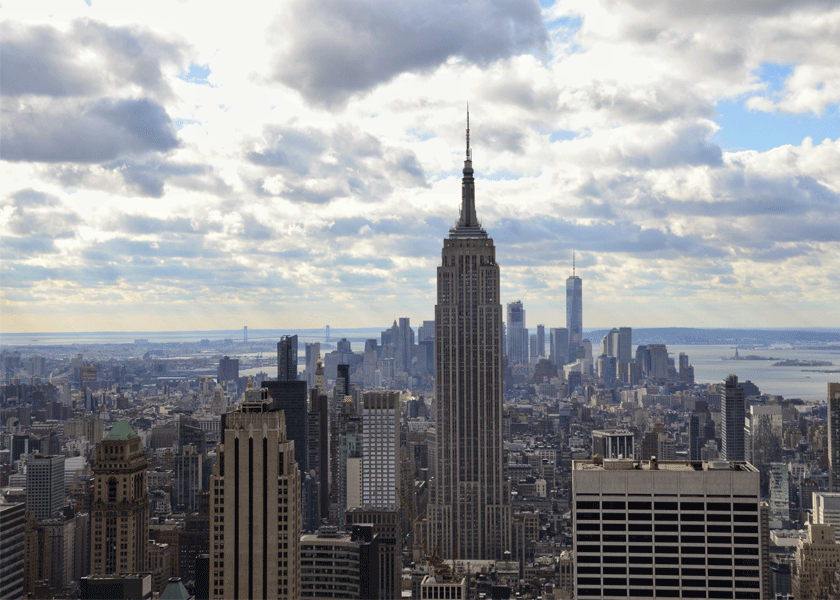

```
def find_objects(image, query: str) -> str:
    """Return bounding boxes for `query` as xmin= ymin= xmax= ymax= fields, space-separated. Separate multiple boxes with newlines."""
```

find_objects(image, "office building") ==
xmin=617 ymin=327 xmax=632 ymax=363
xmin=26 ymin=453 xmax=65 ymax=520
xmin=591 ymin=429 xmax=634 ymax=459
xmin=813 ymin=492 xmax=840 ymax=542
xmin=506 ymin=301 xmax=529 ymax=366
xmin=346 ymin=508 xmax=400 ymax=600
xmin=769 ymin=463 xmax=790 ymax=526
xmin=336 ymin=400 xmax=363 ymax=527
xmin=0 ymin=502 xmax=25 ymax=600
xmin=722 ymin=374 xmax=746 ymax=461
xmin=210 ymin=384 xmax=301 ymax=599
xmin=536 ymin=324 xmax=546 ymax=358
xmin=829 ymin=383 xmax=840 ymax=492
xmin=791 ymin=523 xmax=840 ymax=600
xmin=688 ymin=402 xmax=716 ymax=461
xmin=278 ymin=334 xmax=298 ymax=381
xmin=572 ymin=458 xmax=763 ymax=598
xmin=262 ymin=379 xmax=308 ymax=477
xmin=173 ymin=444 xmax=202 ymax=512
xmin=549 ymin=327 xmax=568 ymax=367
xmin=300 ymin=525 xmax=379 ymax=599
xmin=566 ymin=257 xmax=582 ymax=360
xmin=361 ymin=390 xmax=401 ymax=508
xmin=217 ymin=355 xmax=239 ymax=384
xmin=90 ymin=420 xmax=149 ymax=576
xmin=426 ymin=115 xmax=511 ymax=560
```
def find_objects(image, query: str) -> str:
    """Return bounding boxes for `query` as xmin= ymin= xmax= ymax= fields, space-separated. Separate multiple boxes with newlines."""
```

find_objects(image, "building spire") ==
xmin=452 ymin=106 xmax=484 ymax=236
xmin=573 ymin=249 xmax=576 ymax=277
xmin=466 ymin=103 xmax=471 ymax=160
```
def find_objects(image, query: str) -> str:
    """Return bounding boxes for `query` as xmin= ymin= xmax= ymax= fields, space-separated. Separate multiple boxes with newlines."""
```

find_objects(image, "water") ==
xmin=670 ymin=345 xmax=840 ymax=402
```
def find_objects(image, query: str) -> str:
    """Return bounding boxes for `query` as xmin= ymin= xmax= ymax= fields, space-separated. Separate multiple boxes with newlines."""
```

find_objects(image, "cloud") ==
xmin=271 ymin=0 xmax=548 ymax=106
xmin=0 ymin=19 xmax=187 ymax=98
xmin=2 ymin=98 xmax=179 ymax=163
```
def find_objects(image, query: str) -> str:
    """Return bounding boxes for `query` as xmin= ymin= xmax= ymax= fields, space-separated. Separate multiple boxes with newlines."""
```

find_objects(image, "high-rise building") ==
xmin=26 ymin=453 xmax=65 ymax=521
xmin=829 ymin=383 xmax=840 ymax=492
xmin=210 ymin=384 xmax=301 ymax=600
xmin=361 ymin=391 xmax=401 ymax=509
xmin=217 ymin=356 xmax=239 ymax=384
xmin=688 ymin=401 xmax=716 ymax=461
xmin=566 ymin=256 xmax=582 ymax=361
xmin=277 ymin=334 xmax=298 ymax=381
xmin=792 ymin=523 xmax=840 ymax=600
xmin=300 ymin=525 xmax=379 ymax=600
xmin=722 ymin=374 xmax=746 ymax=461
xmin=304 ymin=342 xmax=320 ymax=390
xmin=262 ymin=379 xmax=308 ymax=477
xmin=572 ymin=458 xmax=763 ymax=599
xmin=0 ymin=502 xmax=25 ymax=600
xmin=506 ymin=300 xmax=528 ymax=366
xmin=617 ymin=326 xmax=632 ymax=363
xmin=549 ymin=327 xmax=568 ymax=367
xmin=90 ymin=420 xmax=149 ymax=576
xmin=813 ymin=492 xmax=840 ymax=542
xmin=591 ymin=429 xmax=633 ymax=459
xmin=426 ymin=115 xmax=511 ymax=560
xmin=536 ymin=324 xmax=546 ymax=358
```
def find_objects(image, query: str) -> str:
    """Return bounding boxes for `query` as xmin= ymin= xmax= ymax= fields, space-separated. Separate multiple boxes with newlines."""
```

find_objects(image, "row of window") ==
xmin=577 ymin=566 xmax=757 ymax=575
xmin=578 ymin=587 xmax=760 ymax=599
xmin=577 ymin=522 xmax=757 ymax=532
xmin=577 ymin=544 xmax=759 ymax=555
xmin=576 ymin=500 xmax=757 ymax=511
xmin=577 ymin=534 xmax=759 ymax=544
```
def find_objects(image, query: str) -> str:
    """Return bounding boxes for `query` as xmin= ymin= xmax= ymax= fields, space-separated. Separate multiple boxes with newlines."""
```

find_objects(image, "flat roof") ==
xmin=574 ymin=459 xmax=759 ymax=473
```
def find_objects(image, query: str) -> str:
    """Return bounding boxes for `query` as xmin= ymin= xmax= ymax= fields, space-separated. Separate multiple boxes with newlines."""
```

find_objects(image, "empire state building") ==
xmin=426 ymin=114 xmax=511 ymax=560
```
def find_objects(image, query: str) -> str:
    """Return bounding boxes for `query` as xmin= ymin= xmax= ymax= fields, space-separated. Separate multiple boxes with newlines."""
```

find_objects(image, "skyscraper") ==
xmin=566 ymin=256 xmax=582 ymax=361
xmin=277 ymin=334 xmax=298 ymax=381
xmin=506 ymin=300 xmax=528 ymax=366
xmin=721 ymin=374 xmax=746 ymax=461
xmin=210 ymin=384 xmax=301 ymax=599
xmin=426 ymin=114 xmax=511 ymax=560
xmin=25 ymin=453 xmax=64 ymax=521
xmin=828 ymin=383 xmax=840 ymax=492
xmin=90 ymin=420 xmax=149 ymax=576
xmin=361 ymin=391 xmax=401 ymax=509
xmin=549 ymin=327 xmax=568 ymax=367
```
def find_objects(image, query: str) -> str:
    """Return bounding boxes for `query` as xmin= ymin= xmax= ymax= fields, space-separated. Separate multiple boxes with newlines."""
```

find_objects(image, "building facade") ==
xmin=829 ymin=383 xmax=840 ymax=492
xmin=26 ymin=453 xmax=65 ymax=521
xmin=426 ymin=116 xmax=511 ymax=561
xmin=572 ymin=458 xmax=763 ymax=599
xmin=90 ymin=420 xmax=149 ymax=576
xmin=361 ymin=390 xmax=401 ymax=509
xmin=210 ymin=386 xmax=301 ymax=600
xmin=722 ymin=374 xmax=746 ymax=461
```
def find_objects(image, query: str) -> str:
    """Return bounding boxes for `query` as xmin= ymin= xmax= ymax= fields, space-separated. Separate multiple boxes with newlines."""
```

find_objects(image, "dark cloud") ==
xmin=104 ymin=159 xmax=206 ymax=197
xmin=0 ymin=235 xmax=59 ymax=257
xmin=0 ymin=19 xmax=186 ymax=98
xmin=2 ymin=98 xmax=179 ymax=163
xmin=271 ymin=0 xmax=548 ymax=107
xmin=6 ymin=189 xmax=61 ymax=207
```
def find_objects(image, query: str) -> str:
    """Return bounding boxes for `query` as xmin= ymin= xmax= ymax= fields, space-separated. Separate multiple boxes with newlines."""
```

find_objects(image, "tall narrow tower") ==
xmin=90 ymin=420 xmax=148 ymax=576
xmin=566 ymin=252 xmax=583 ymax=360
xmin=210 ymin=384 xmax=301 ymax=599
xmin=427 ymin=112 xmax=511 ymax=560
xmin=721 ymin=374 xmax=746 ymax=461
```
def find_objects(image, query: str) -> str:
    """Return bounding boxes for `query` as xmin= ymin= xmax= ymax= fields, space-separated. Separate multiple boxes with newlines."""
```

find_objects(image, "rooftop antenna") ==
xmin=573 ymin=249 xmax=576 ymax=277
xmin=466 ymin=103 xmax=471 ymax=160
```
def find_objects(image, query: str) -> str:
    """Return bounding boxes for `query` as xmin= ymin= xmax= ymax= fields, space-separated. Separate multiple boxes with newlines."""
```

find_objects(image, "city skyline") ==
xmin=2 ymin=1 xmax=839 ymax=333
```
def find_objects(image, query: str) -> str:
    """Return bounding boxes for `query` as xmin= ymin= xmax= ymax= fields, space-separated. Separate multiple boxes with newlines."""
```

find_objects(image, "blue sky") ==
xmin=1 ymin=0 xmax=839 ymax=332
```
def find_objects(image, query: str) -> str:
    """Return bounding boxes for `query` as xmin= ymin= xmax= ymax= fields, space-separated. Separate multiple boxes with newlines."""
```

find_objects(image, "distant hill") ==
xmin=582 ymin=327 xmax=840 ymax=347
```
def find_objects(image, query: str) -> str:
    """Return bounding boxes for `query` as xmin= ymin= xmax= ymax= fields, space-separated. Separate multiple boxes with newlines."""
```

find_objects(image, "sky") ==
xmin=1 ymin=0 xmax=839 ymax=334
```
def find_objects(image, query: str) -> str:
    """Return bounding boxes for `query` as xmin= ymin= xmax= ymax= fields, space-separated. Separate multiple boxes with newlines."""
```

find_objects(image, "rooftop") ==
xmin=574 ymin=459 xmax=759 ymax=473
xmin=104 ymin=419 xmax=139 ymax=441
